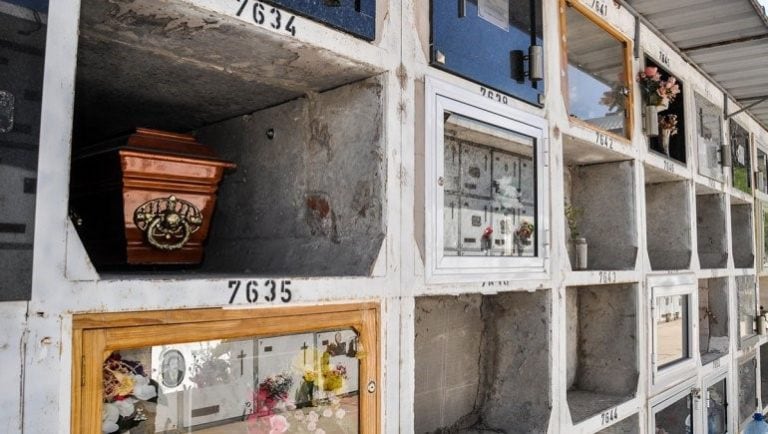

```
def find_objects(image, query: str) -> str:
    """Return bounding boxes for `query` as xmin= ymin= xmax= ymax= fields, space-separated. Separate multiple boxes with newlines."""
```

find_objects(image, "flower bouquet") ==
xmin=102 ymin=353 xmax=158 ymax=433
xmin=637 ymin=66 xmax=680 ymax=109
xmin=323 ymin=364 xmax=348 ymax=393
xmin=248 ymin=395 xmax=355 ymax=434
xmin=658 ymin=114 xmax=679 ymax=156
xmin=514 ymin=221 xmax=535 ymax=246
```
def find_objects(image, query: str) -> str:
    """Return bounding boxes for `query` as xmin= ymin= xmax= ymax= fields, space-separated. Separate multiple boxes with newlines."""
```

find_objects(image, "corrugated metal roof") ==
xmin=626 ymin=0 xmax=768 ymax=127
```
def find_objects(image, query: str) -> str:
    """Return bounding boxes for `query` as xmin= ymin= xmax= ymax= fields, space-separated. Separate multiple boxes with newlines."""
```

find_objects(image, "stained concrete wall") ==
xmin=571 ymin=161 xmax=637 ymax=270
xmin=695 ymin=194 xmax=728 ymax=269
xmin=731 ymin=204 xmax=755 ymax=268
xmin=739 ymin=356 xmax=758 ymax=427
xmin=414 ymin=295 xmax=484 ymax=433
xmin=414 ymin=291 xmax=551 ymax=434
xmin=698 ymin=278 xmax=729 ymax=364
xmin=645 ymin=181 xmax=691 ymax=270
xmin=761 ymin=343 xmax=768 ymax=407
xmin=566 ymin=284 xmax=638 ymax=397
xmin=197 ymin=77 xmax=386 ymax=276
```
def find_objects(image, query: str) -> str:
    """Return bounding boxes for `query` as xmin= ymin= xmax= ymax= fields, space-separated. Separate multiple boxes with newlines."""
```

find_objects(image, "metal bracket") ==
xmin=725 ymin=96 xmax=768 ymax=119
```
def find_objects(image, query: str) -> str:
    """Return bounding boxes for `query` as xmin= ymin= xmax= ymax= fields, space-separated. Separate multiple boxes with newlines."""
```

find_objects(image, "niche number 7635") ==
xmin=228 ymin=279 xmax=292 ymax=304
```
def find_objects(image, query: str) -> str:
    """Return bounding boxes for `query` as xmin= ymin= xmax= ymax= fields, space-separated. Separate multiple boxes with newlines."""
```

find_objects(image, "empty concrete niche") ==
xmin=566 ymin=284 xmax=638 ymax=424
xmin=596 ymin=414 xmax=639 ymax=434
xmin=68 ymin=0 xmax=385 ymax=276
xmin=698 ymin=278 xmax=729 ymax=365
xmin=695 ymin=192 xmax=728 ymax=269
xmin=414 ymin=291 xmax=551 ymax=434
xmin=645 ymin=180 xmax=692 ymax=270
xmin=565 ymin=161 xmax=638 ymax=270
xmin=731 ymin=203 xmax=755 ymax=268
xmin=738 ymin=355 xmax=758 ymax=429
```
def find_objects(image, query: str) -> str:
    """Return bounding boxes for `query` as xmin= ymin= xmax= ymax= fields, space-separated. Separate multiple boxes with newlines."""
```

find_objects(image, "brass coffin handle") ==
xmin=133 ymin=195 xmax=203 ymax=251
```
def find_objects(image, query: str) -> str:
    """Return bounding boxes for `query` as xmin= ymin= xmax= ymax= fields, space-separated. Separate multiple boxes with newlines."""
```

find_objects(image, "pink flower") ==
xmin=644 ymin=66 xmax=658 ymax=77
xmin=666 ymin=77 xmax=676 ymax=86
xmin=269 ymin=415 xmax=290 ymax=434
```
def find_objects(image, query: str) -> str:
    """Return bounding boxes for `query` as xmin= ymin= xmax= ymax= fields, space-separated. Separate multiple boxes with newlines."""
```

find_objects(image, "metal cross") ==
xmin=301 ymin=342 xmax=309 ymax=365
xmin=237 ymin=350 xmax=246 ymax=376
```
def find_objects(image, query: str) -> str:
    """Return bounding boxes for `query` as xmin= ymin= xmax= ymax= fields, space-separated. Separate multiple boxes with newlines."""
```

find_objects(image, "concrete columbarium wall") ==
xmin=414 ymin=291 xmax=551 ymax=434
xmin=197 ymin=77 xmax=386 ymax=276
xmin=645 ymin=180 xmax=691 ymax=270
xmin=761 ymin=343 xmax=768 ymax=408
xmin=731 ymin=204 xmax=755 ymax=269
xmin=698 ymin=278 xmax=729 ymax=365
xmin=695 ymin=193 xmax=728 ymax=269
xmin=567 ymin=161 xmax=638 ymax=271
xmin=565 ymin=284 xmax=637 ymax=423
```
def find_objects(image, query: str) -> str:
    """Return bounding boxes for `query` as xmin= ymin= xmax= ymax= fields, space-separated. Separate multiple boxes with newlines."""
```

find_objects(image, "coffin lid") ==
xmin=75 ymin=127 xmax=235 ymax=168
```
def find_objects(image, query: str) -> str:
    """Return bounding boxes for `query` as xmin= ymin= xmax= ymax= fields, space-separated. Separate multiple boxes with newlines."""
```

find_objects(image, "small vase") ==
xmin=574 ymin=237 xmax=588 ymax=270
xmin=644 ymin=105 xmax=659 ymax=137
xmin=661 ymin=128 xmax=672 ymax=157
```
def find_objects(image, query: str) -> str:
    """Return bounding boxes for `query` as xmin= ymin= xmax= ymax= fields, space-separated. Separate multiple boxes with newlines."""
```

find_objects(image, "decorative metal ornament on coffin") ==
xmin=70 ymin=128 xmax=236 ymax=266
xmin=133 ymin=195 xmax=203 ymax=251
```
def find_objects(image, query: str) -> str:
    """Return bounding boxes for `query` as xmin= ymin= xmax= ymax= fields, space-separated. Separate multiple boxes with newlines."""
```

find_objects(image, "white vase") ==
xmin=661 ymin=128 xmax=672 ymax=157
xmin=574 ymin=237 xmax=588 ymax=270
xmin=644 ymin=105 xmax=659 ymax=137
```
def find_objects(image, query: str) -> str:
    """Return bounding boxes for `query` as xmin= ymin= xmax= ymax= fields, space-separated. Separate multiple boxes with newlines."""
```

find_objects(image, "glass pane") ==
xmin=0 ymin=0 xmax=49 ymax=300
xmin=654 ymin=394 xmax=693 ymax=434
xmin=565 ymin=5 xmax=628 ymax=137
xmin=656 ymin=295 xmax=689 ymax=368
xmin=731 ymin=120 xmax=752 ymax=193
xmin=739 ymin=358 xmax=757 ymax=426
xmin=756 ymin=148 xmax=767 ymax=193
xmin=737 ymin=275 xmax=757 ymax=342
xmin=102 ymin=329 xmax=361 ymax=433
xmin=443 ymin=112 xmax=536 ymax=257
xmin=695 ymin=94 xmax=724 ymax=181
xmin=706 ymin=379 xmax=727 ymax=434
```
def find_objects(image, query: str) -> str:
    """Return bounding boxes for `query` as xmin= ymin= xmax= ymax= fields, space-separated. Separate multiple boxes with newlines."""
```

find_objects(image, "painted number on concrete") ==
xmin=663 ymin=160 xmax=674 ymax=173
xmin=595 ymin=131 xmax=614 ymax=149
xmin=658 ymin=50 xmax=670 ymax=66
xmin=480 ymin=87 xmax=509 ymax=105
xmin=228 ymin=280 xmax=292 ymax=304
xmin=599 ymin=271 xmax=617 ymax=284
xmin=600 ymin=407 xmax=618 ymax=425
xmin=235 ymin=0 xmax=297 ymax=36
xmin=589 ymin=0 xmax=608 ymax=16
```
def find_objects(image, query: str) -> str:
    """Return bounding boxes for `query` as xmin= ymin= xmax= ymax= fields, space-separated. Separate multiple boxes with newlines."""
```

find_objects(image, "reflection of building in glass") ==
xmin=0 ymin=0 xmax=47 ymax=300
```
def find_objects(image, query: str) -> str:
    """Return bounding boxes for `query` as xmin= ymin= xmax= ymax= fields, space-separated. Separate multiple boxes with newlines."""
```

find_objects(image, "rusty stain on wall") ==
xmin=305 ymin=192 xmax=340 ymax=243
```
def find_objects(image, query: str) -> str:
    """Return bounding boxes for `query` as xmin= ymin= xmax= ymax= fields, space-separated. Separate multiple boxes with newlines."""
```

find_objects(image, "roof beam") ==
xmin=682 ymin=33 xmax=768 ymax=52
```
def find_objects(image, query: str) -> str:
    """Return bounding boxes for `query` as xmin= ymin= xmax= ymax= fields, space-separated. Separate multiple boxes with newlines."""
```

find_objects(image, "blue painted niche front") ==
xmin=431 ymin=0 xmax=544 ymax=106
xmin=262 ymin=0 xmax=375 ymax=41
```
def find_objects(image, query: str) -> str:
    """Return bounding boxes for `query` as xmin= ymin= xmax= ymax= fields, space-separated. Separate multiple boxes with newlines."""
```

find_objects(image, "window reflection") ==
xmin=443 ymin=112 xmax=536 ymax=257
xmin=564 ymin=4 xmax=628 ymax=137
xmin=656 ymin=295 xmax=689 ymax=368
xmin=102 ymin=330 xmax=361 ymax=433
xmin=695 ymin=94 xmax=723 ymax=181
xmin=707 ymin=379 xmax=727 ymax=434
xmin=655 ymin=394 xmax=693 ymax=434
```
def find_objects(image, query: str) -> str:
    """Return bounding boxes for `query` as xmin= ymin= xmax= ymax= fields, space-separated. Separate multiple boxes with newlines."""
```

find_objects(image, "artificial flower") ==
xmin=114 ymin=398 xmax=136 ymax=417
xmin=101 ymin=403 xmax=120 ymax=433
xmin=315 ymin=429 xmax=326 ymax=434
xmin=132 ymin=375 xmax=157 ymax=401
xmin=323 ymin=408 xmax=333 ymax=418
xmin=307 ymin=410 xmax=320 ymax=423
xmin=307 ymin=422 xmax=317 ymax=431
xmin=269 ymin=414 xmax=290 ymax=434
xmin=335 ymin=408 xmax=346 ymax=419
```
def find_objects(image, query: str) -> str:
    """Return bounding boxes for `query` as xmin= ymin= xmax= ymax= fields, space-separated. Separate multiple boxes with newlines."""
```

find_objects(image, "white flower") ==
xmin=335 ymin=408 xmax=346 ymax=419
xmin=315 ymin=429 xmax=326 ymax=434
xmin=294 ymin=410 xmax=305 ymax=421
xmin=102 ymin=403 xmax=120 ymax=433
xmin=132 ymin=375 xmax=157 ymax=401
xmin=322 ymin=408 xmax=333 ymax=418
xmin=114 ymin=398 xmax=136 ymax=417
xmin=307 ymin=411 xmax=319 ymax=423
xmin=307 ymin=422 xmax=317 ymax=431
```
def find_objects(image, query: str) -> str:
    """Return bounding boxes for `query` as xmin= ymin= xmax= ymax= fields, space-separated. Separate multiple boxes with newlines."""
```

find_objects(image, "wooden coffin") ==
xmin=70 ymin=128 xmax=235 ymax=266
